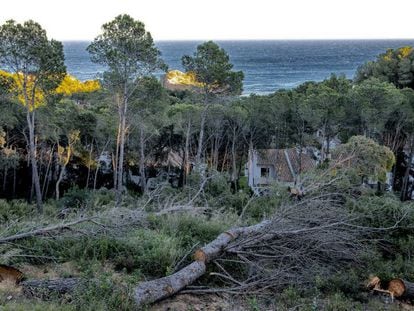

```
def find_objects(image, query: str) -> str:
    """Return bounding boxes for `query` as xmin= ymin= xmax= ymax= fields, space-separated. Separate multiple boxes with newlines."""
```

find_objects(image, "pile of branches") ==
xmin=134 ymin=188 xmax=404 ymax=306
xmin=218 ymin=194 xmax=369 ymax=294
xmin=0 ymin=207 xmax=146 ymax=263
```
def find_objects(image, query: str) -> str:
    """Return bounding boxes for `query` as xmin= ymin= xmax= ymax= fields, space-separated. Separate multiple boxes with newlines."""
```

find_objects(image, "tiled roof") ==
xmin=256 ymin=148 xmax=316 ymax=182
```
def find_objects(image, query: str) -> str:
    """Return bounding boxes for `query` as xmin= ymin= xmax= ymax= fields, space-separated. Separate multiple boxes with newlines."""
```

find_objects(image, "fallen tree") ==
xmin=133 ymin=189 xmax=397 ymax=306
xmin=388 ymin=278 xmax=414 ymax=300
xmin=134 ymin=219 xmax=271 ymax=305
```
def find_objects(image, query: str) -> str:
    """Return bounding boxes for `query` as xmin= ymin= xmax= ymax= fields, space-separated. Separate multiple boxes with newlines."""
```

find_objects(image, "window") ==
xmin=260 ymin=167 xmax=270 ymax=178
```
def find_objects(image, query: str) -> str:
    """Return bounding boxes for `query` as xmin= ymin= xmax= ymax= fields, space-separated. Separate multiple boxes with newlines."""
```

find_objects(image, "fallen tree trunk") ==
xmin=133 ymin=219 xmax=271 ymax=306
xmin=21 ymin=278 xmax=82 ymax=299
xmin=388 ymin=278 xmax=414 ymax=300
xmin=0 ymin=218 xmax=93 ymax=244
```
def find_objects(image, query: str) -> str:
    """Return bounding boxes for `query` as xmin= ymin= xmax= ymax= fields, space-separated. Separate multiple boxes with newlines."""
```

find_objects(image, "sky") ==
xmin=0 ymin=0 xmax=413 ymax=41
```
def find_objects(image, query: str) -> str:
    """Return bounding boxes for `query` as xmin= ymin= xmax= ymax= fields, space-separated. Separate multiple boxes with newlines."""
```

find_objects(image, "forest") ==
xmin=1 ymin=14 xmax=414 ymax=310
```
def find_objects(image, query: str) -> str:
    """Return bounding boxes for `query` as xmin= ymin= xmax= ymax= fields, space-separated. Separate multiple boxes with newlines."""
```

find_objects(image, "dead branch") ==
xmin=0 ymin=218 xmax=94 ymax=244
xmin=133 ymin=189 xmax=399 ymax=307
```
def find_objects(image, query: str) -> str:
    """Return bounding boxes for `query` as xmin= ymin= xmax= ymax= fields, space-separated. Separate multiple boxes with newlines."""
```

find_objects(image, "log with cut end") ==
xmin=0 ymin=265 xmax=23 ymax=284
xmin=388 ymin=278 xmax=414 ymax=300
xmin=134 ymin=219 xmax=271 ymax=306
xmin=21 ymin=278 xmax=81 ymax=299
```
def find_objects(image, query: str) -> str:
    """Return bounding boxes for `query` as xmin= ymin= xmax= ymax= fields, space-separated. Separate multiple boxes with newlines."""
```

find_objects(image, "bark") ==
xmin=183 ymin=119 xmax=191 ymax=185
xmin=93 ymin=166 xmax=99 ymax=191
xmin=221 ymin=140 xmax=230 ymax=172
xmin=2 ymin=167 xmax=7 ymax=193
xmin=196 ymin=106 xmax=207 ymax=166
xmin=55 ymin=166 xmax=65 ymax=200
xmin=0 ymin=218 xmax=93 ymax=244
xmin=27 ymin=109 xmax=43 ymax=213
xmin=401 ymin=136 xmax=414 ymax=201
xmin=212 ymin=133 xmax=221 ymax=171
xmin=22 ymin=278 xmax=82 ymax=299
xmin=42 ymin=146 xmax=54 ymax=200
xmin=116 ymin=92 xmax=128 ymax=207
xmin=230 ymin=127 xmax=237 ymax=184
xmin=12 ymin=167 xmax=16 ymax=198
xmin=326 ymin=135 xmax=331 ymax=160
xmin=139 ymin=125 xmax=147 ymax=193
xmin=133 ymin=219 xmax=271 ymax=306
xmin=86 ymin=143 xmax=93 ymax=188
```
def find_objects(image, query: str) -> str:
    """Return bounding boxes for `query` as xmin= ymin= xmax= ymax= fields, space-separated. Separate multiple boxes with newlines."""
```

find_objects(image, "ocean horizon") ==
xmin=64 ymin=39 xmax=414 ymax=95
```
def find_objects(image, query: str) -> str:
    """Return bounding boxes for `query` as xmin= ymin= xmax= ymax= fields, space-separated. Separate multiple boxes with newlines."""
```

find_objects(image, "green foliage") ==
xmin=316 ymin=270 xmax=363 ymax=300
xmin=87 ymin=14 xmax=165 ymax=87
xmin=356 ymin=46 xmax=414 ymax=89
xmin=59 ymin=186 xmax=90 ymax=209
xmin=323 ymin=292 xmax=362 ymax=311
xmin=278 ymin=286 xmax=302 ymax=308
xmin=112 ymin=229 xmax=180 ymax=276
xmin=154 ymin=214 xmax=232 ymax=249
xmin=334 ymin=135 xmax=395 ymax=182
xmin=182 ymin=41 xmax=244 ymax=96
xmin=0 ymin=199 xmax=35 ymax=223
xmin=72 ymin=274 xmax=135 ymax=311
xmin=0 ymin=19 xmax=66 ymax=95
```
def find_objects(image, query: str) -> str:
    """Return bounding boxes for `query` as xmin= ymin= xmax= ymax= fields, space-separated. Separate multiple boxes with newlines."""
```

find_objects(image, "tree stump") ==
xmin=0 ymin=265 xmax=23 ymax=284
xmin=388 ymin=278 xmax=414 ymax=300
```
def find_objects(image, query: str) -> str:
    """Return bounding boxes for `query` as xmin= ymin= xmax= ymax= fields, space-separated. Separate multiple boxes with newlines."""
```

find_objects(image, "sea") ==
xmin=64 ymin=40 xmax=414 ymax=95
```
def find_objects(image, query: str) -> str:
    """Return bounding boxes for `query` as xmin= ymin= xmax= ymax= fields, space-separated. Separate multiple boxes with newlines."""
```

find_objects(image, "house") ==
xmin=246 ymin=148 xmax=317 ymax=194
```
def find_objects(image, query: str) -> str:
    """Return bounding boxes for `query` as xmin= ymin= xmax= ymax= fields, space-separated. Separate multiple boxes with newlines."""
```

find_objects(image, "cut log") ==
xmin=0 ymin=265 xmax=23 ymax=284
xmin=388 ymin=278 xmax=414 ymax=300
xmin=134 ymin=219 xmax=271 ymax=306
xmin=134 ymin=261 xmax=206 ymax=306
xmin=21 ymin=278 xmax=81 ymax=299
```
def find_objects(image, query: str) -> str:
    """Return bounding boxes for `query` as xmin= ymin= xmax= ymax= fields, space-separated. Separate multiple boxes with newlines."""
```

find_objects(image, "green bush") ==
xmin=154 ymin=213 xmax=233 ymax=249
xmin=0 ymin=199 xmax=35 ymax=222
xmin=316 ymin=269 xmax=364 ymax=300
xmin=245 ymin=185 xmax=288 ymax=220
xmin=87 ymin=188 xmax=115 ymax=209
xmin=324 ymin=292 xmax=362 ymax=311
xmin=72 ymin=274 xmax=135 ymax=311
xmin=113 ymin=229 xmax=181 ymax=277
xmin=16 ymin=228 xmax=180 ymax=278
xmin=59 ymin=186 xmax=90 ymax=209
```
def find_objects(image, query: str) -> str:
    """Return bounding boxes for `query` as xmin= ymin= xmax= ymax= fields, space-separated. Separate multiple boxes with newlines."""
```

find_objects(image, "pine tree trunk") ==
xmin=139 ymin=125 xmax=147 ymax=193
xmin=116 ymin=93 xmax=128 ymax=207
xmin=27 ymin=109 xmax=43 ymax=213
xmin=55 ymin=166 xmax=65 ymax=200
xmin=42 ymin=146 xmax=54 ymax=200
xmin=196 ymin=107 xmax=207 ymax=166
xmin=12 ymin=167 xmax=16 ymax=198
xmin=2 ymin=167 xmax=7 ymax=193
xmin=231 ymin=128 xmax=238 ymax=185
xmin=113 ymin=120 xmax=121 ymax=190
xmin=401 ymin=136 xmax=414 ymax=201
xmin=85 ymin=144 xmax=93 ymax=188
xmin=183 ymin=120 xmax=191 ymax=186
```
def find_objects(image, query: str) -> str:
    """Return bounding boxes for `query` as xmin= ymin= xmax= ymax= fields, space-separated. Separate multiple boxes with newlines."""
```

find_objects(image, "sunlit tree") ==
xmin=0 ymin=20 xmax=66 ymax=212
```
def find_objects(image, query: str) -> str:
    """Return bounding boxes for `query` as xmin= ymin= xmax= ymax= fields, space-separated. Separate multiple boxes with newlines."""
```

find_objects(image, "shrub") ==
xmin=17 ymin=228 xmax=180 ymax=278
xmin=154 ymin=213 xmax=234 ymax=249
xmin=113 ymin=229 xmax=181 ymax=277
xmin=72 ymin=274 xmax=135 ymax=311
xmin=59 ymin=186 xmax=90 ymax=209
xmin=0 ymin=199 xmax=35 ymax=223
